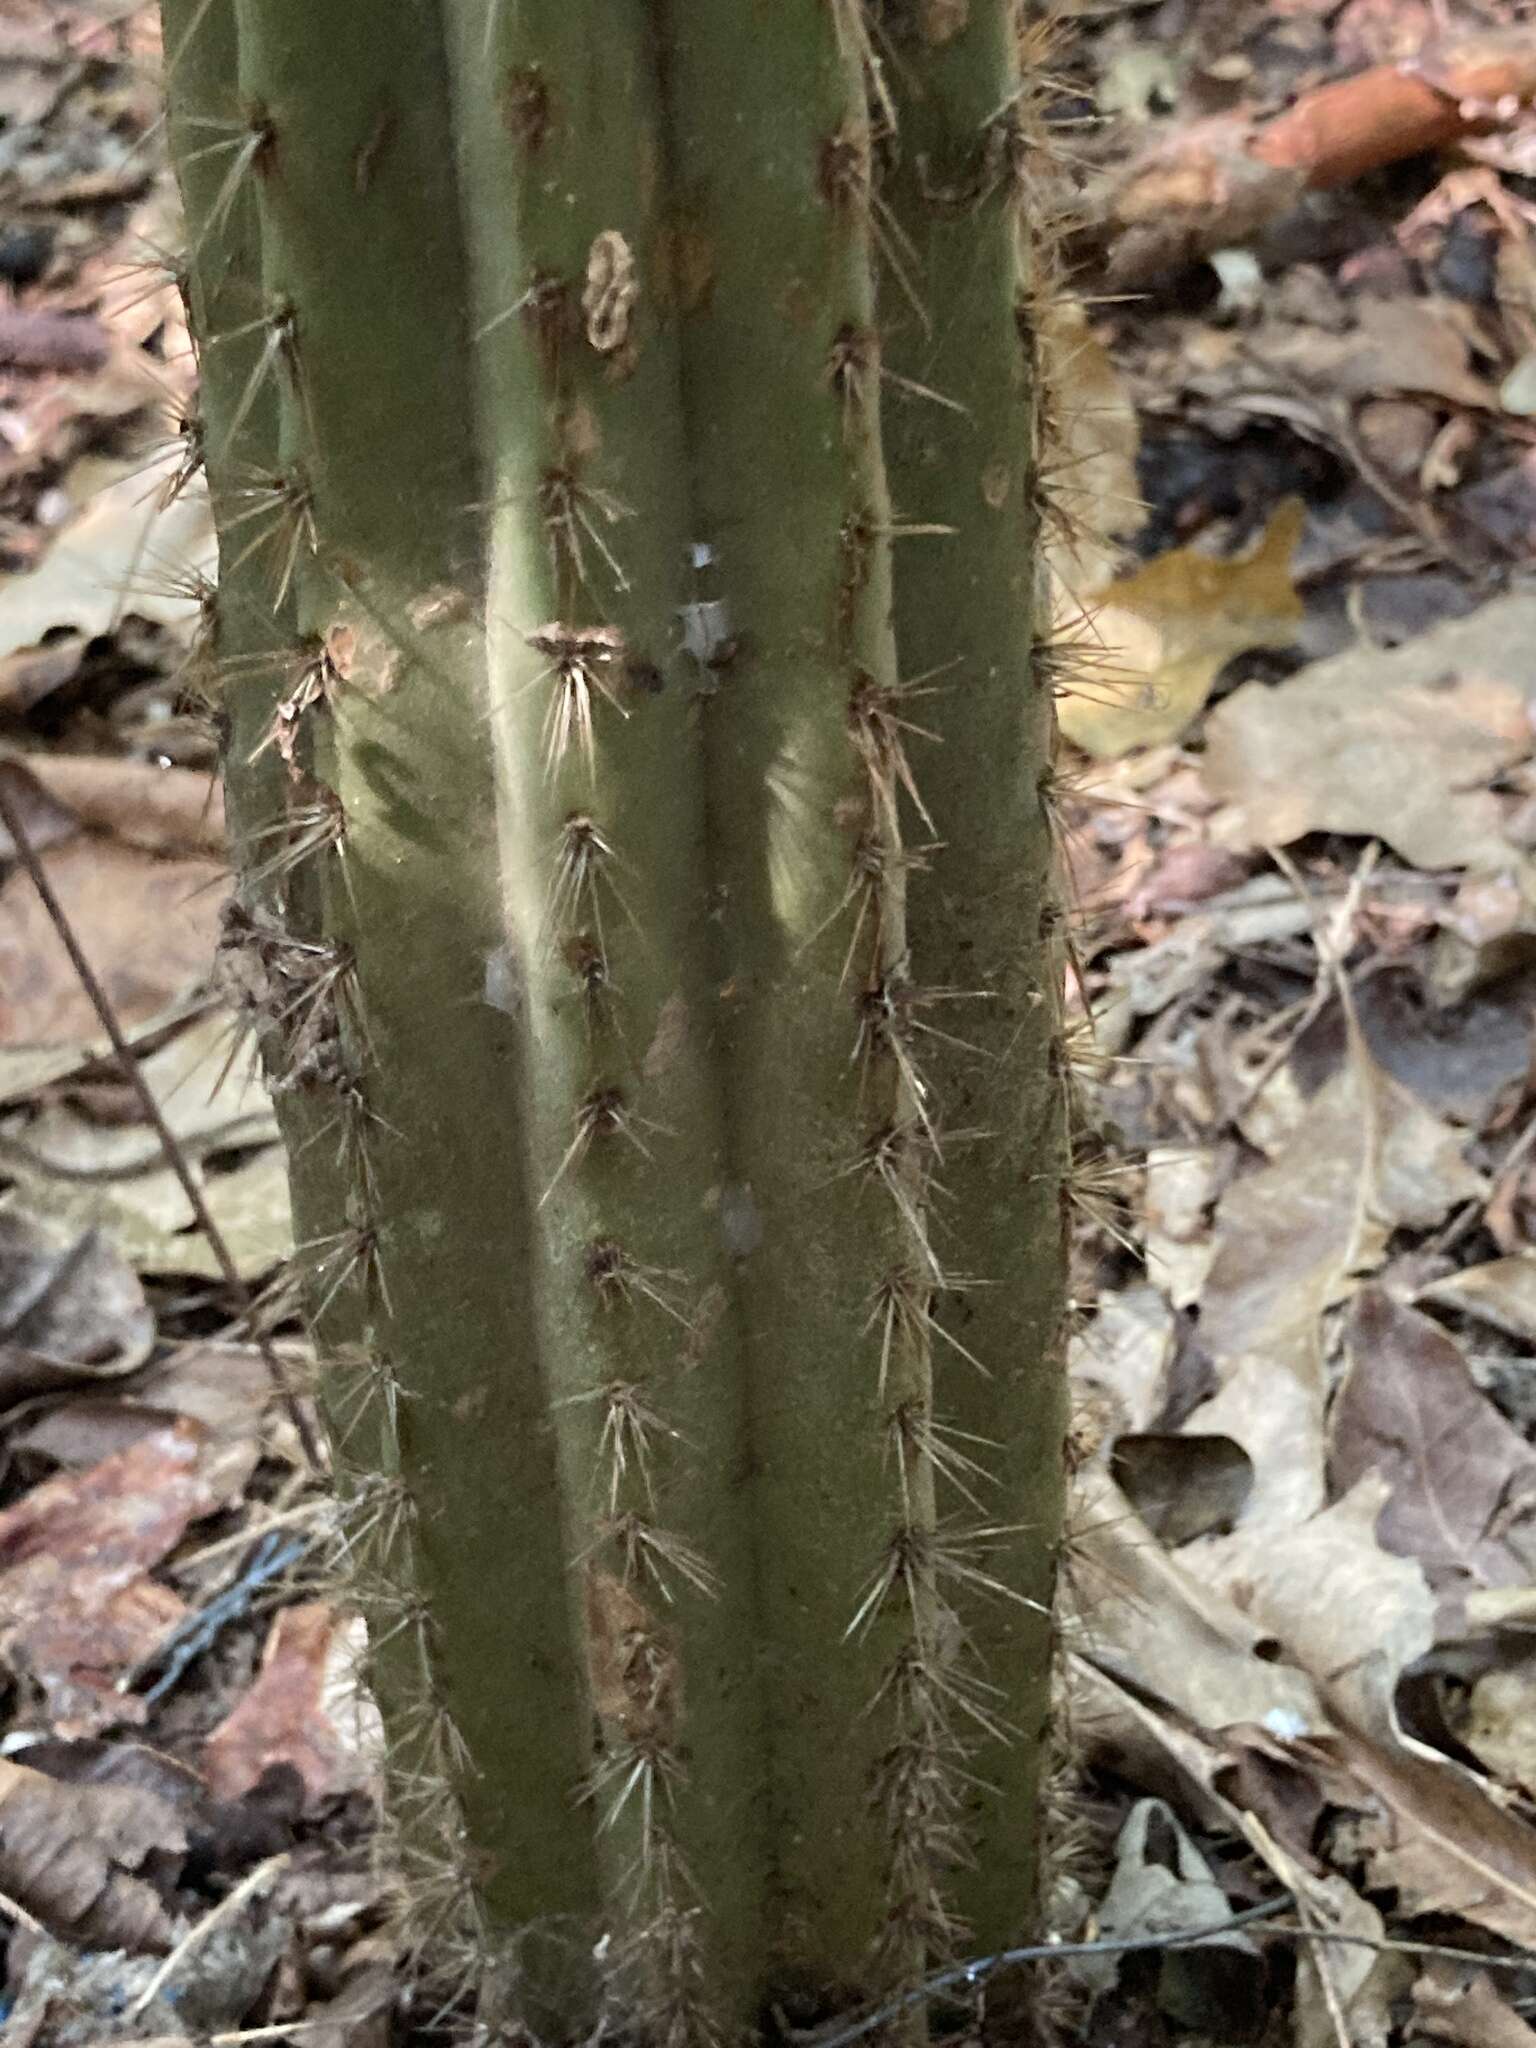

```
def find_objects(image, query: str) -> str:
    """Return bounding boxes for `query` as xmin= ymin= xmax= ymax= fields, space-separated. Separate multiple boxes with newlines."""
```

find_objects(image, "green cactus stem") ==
xmin=880 ymin=0 xmax=1069 ymax=1967
xmin=162 ymin=0 xmax=1067 ymax=2037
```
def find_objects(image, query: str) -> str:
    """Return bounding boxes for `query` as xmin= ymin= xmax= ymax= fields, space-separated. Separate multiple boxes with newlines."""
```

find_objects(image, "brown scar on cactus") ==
xmin=582 ymin=229 xmax=640 ymax=366
xmin=248 ymin=627 xmax=353 ymax=778
xmin=500 ymin=63 xmax=552 ymax=153
xmin=586 ymin=1568 xmax=682 ymax=1745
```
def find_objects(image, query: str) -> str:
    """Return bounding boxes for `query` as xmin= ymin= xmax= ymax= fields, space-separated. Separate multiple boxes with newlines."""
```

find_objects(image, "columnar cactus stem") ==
xmin=159 ymin=0 xmax=361 ymax=1349
xmin=654 ymin=3 xmax=947 ymax=2001
xmin=163 ymin=0 xmax=1068 ymax=2037
xmin=881 ymin=0 xmax=1069 ymax=1969
xmin=216 ymin=0 xmax=604 ymax=1952
xmin=443 ymin=5 xmax=770 ymax=2024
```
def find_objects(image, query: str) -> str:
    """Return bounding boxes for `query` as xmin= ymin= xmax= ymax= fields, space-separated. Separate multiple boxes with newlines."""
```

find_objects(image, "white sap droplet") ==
xmin=680 ymin=598 xmax=732 ymax=663
xmin=718 ymin=1182 xmax=762 ymax=1258
xmin=483 ymin=945 xmax=523 ymax=1016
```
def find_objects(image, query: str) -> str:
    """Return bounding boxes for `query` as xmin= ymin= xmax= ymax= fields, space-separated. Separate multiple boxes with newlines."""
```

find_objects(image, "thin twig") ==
xmin=210 ymin=2026 xmax=333 ymax=2045
xmin=128 ymin=1853 xmax=290 ymax=2018
xmin=1262 ymin=1922 xmax=1536 ymax=1973
xmin=0 ymin=777 xmax=322 ymax=1466
xmin=1297 ymin=1889 xmax=1352 ymax=2048
xmin=175 ymin=1496 xmax=334 ymax=1571
xmin=1237 ymin=840 xmax=1379 ymax=1112
xmin=1434 ymin=1112 xmax=1536 ymax=1260
xmin=0 ymin=1884 xmax=47 ymax=1935
xmin=807 ymin=1894 xmax=1295 ymax=2048
xmin=810 ymin=1895 xmax=1536 ymax=2048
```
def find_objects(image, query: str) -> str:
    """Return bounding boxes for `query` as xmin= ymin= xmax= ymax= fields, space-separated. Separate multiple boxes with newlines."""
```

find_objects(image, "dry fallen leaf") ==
xmin=0 ymin=989 xmax=211 ymax=1112
xmin=1111 ymin=1434 xmax=1251 ymax=1548
xmin=10 ymin=1006 xmax=277 ymax=1178
xmin=1204 ymin=593 xmax=1536 ymax=870
xmin=1330 ymin=1289 xmax=1536 ymax=1594
xmin=1183 ymin=1476 xmax=1435 ymax=1740
xmin=203 ymin=1603 xmax=364 ymax=1814
xmin=1459 ymin=1654 xmax=1536 ymax=1800
xmin=1058 ymin=499 xmax=1304 ymax=758
xmin=1041 ymin=292 xmax=1146 ymax=603
xmin=1076 ymin=1797 xmax=1264 ymax=2031
xmin=1069 ymin=1280 xmax=1175 ymax=1435
xmin=0 ymin=756 xmax=81 ymax=861
xmin=0 ymin=1209 xmax=155 ymax=1411
xmin=14 ymin=1141 xmax=295 ymax=1281
xmin=1068 ymin=1467 xmax=1322 ymax=1736
xmin=1265 ymin=1847 xmax=1403 ymax=2048
xmin=1304 ymin=1726 xmax=1536 ymax=1949
xmin=0 ymin=836 xmax=226 ymax=1046
xmin=1250 ymin=294 xmax=1497 ymax=412
xmin=1411 ymin=1965 xmax=1536 ymax=2048
xmin=1142 ymin=1144 xmax=1217 ymax=1310
xmin=0 ymin=450 xmax=214 ymax=660
xmin=12 ymin=1343 xmax=272 ymax=1499
xmin=20 ymin=754 xmax=224 ymax=859
xmin=0 ymin=1420 xmax=222 ymax=1734
xmin=1188 ymin=1025 xmax=1481 ymax=1526
xmin=293 ymin=1960 xmax=397 ymax=2048
xmin=0 ymin=1751 xmax=185 ymax=1951
xmin=1417 ymin=1255 xmax=1536 ymax=1345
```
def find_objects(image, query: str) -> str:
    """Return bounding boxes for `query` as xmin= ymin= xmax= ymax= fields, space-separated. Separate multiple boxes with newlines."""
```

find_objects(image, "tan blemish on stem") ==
xmin=643 ymin=992 xmax=690 ymax=1081
xmin=921 ymin=0 xmax=970 ymax=45
xmin=500 ymin=64 xmax=551 ymax=153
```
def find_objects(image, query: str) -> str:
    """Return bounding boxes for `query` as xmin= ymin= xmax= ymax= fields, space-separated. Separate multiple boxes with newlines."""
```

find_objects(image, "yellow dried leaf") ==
xmin=1041 ymin=295 xmax=1145 ymax=602
xmin=1057 ymin=499 xmax=1305 ymax=760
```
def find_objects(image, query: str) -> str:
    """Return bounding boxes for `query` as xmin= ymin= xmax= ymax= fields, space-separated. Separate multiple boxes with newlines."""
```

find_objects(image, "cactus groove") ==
xmin=161 ymin=0 xmax=1068 ymax=2039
